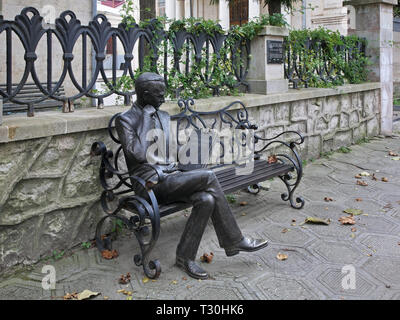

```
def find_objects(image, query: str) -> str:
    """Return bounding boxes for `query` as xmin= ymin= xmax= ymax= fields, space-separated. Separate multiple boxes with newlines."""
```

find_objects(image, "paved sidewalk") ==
xmin=1 ymin=136 xmax=400 ymax=300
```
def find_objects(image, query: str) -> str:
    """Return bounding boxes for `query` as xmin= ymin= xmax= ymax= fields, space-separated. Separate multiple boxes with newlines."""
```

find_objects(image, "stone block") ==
xmin=323 ymin=95 xmax=340 ymax=115
xmin=353 ymin=121 xmax=367 ymax=142
xmin=329 ymin=115 xmax=340 ymax=130
xmin=340 ymin=113 xmax=350 ymax=129
xmin=290 ymin=100 xmax=308 ymax=122
xmin=274 ymin=103 xmax=290 ymax=123
xmin=349 ymin=110 xmax=360 ymax=127
xmin=333 ymin=130 xmax=353 ymax=150
xmin=306 ymin=135 xmax=322 ymax=159
xmin=367 ymin=117 xmax=380 ymax=136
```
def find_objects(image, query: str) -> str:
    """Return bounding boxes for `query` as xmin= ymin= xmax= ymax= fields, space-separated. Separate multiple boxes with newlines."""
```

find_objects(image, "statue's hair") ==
xmin=135 ymin=72 xmax=164 ymax=95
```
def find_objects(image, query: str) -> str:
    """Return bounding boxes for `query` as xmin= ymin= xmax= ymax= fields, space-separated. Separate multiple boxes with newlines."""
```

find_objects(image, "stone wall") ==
xmin=0 ymin=83 xmax=381 ymax=273
xmin=394 ymin=29 xmax=400 ymax=98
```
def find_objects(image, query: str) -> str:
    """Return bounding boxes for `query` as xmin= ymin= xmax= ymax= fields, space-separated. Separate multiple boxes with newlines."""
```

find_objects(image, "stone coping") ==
xmin=0 ymin=82 xmax=380 ymax=144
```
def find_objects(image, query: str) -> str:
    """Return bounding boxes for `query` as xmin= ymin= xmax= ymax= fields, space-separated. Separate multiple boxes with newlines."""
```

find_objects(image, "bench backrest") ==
xmin=106 ymin=98 xmax=257 ymax=171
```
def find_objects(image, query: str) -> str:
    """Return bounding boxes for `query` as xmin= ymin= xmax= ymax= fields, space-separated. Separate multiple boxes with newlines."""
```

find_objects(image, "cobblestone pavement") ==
xmin=1 ymin=136 xmax=400 ymax=300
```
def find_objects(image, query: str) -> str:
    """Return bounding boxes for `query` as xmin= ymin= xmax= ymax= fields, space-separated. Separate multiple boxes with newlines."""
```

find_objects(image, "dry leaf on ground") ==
xmin=281 ymin=228 xmax=290 ymax=233
xmin=360 ymin=172 xmax=370 ymax=177
xmin=117 ymin=289 xmax=132 ymax=296
xmin=101 ymin=249 xmax=119 ymax=260
xmin=381 ymin=177 xmax=389 ymax=182
xmin=301 ymin=217 xmax=331 ymax=225
xmin=351 ymin=227 xmax=357 ymax=232
xmin=355 ymin=198 xmax=362 ymax=202
xmin=339 ymin=216 xmax=356 ymax=225
xmin=343 ymin=208 xmax=363 ymax=216
xmin=200 ymin=252 xmax=214 ymax=263
xmin=324 ymin=197 xmax=334 ymax=202
xmin=77 ymin=290 xmax=100 ymax=300
xmin=118 ymin=272 xmax=131 ymax=284
xmin=354 ymin=174 xmax=362 ymax=179
xmin=391 ymin=157 xmax=400 ymax=161
xmin=372 ymin=174 xmax=378 ymax=181
xmin=239 ymin=201 xmax=248 ymax=206
xmin=389 ymin=151 xmax=399 ymax=156
xmin=356 ymin=180 xmax=368 ymax=186
xmin=267 ymin=155 xmax=278 ymax=164
xmin=277 ymin=252 xmax=288 ymax=261
xmin=63 ymin=292 xmax=78 ymax=300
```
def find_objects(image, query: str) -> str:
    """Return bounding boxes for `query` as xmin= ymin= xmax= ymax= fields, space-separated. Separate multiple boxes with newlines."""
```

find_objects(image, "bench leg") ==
xmin=246 ymin=183 xmax=261 ymax=194
xmin=95 ymin=195 xmax=162 ymax=279
xmin=279 ymin=172 xmax=305 ymax=209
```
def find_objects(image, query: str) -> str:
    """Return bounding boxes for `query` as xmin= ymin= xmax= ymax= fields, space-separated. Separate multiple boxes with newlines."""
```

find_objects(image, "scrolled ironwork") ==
xmin=0 ymin=7 xmax=250 ymax=116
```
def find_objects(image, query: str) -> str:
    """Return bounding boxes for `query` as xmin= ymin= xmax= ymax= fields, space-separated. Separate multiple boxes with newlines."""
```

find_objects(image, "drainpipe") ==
xmin=92 ymin=0 xmax=97 ymax=107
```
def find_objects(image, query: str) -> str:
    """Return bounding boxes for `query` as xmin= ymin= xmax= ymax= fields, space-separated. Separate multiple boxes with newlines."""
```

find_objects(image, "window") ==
xmin=229 ymin=0 xmax=249 ymax=26
xmin=100 ymin=0 xmax=125 ymax=8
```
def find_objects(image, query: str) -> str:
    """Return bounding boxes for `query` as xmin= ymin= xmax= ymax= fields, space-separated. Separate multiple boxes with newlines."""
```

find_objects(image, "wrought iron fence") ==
xmin=284 ymin=36 xmax=367 ymax=89
xmin=0 ymin=7 xmax=250 ymax=116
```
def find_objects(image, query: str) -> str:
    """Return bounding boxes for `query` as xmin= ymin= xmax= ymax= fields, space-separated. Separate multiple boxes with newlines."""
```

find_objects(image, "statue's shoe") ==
xmin=176 ymin=257 xmax=209 ymax=280
xmin=224 ymin=237 xmax=269 ymax=257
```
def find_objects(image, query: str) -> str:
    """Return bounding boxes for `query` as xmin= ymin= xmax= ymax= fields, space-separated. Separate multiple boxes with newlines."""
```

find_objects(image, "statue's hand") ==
xmin=143 ymin=104 xmax=157 ymax=116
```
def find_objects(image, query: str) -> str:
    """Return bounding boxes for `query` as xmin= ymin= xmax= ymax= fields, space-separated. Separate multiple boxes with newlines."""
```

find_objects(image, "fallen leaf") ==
xmin=118 ymin=272 xmax=131 ymax=284
xmin=324 ymin=197 xmax=334 ymax=202
xmin=389 ymin=151 xmax=399 ymax=156
xmin=339 ymin=216 xmax=356 ymax=225
xmin=241 ymin=212 xmax=247 ymax=216
xmin=117 ymin=289 xmax=132 ymax=296
xmin=200 ymin=252 xmax=214 ymax=263
xmin=268 ymin=155 xmax=278 ymax=164
xmin=354 ymin=174 xmax=362 ymax=179
xmin=142 ymin=277 xmax=149 ymax=284
xmin=351 ymin=227 xmax=357 ymax=232
xmin=391 ymin=157 xmax=400 ymax=161
xmin=350 ymin=233 xmax=356 ymax=238
xmin=291 ymin=219 xmax=296 ymax=223
xmin=355 ymin=198 xmax=362 ymax=202
xmin=343 ymin=208 xmax=363 ymax=216
xmin=281 ymin=228 xmax=290 ymax=233
xmin=171 ymin=280 xmax=178 ymax=285
xmin=182 ymin=277 xmax=187 ymax=281
xmin=101 ymin=249 xmax=118 ymax=260
xmin=356 ymin=180 xmax=368 ymax=186
xmin=239 ymin=201 xmax=248 ymax=206
xmin=360 ymin=172 xmax=370 ymax=177
xmin=372 ymin=173 xmax=378 ymax=181
xmin=381 ymin=177 xmax=389 ymax=182
xmin=77 ymin=289 xmax=100 ymax=300
xmin=301 ymin=217 xmax=331 ymax=225
xmin=277 ymin=252 xmax=288 ymax=261
xmin=63 ymin=292 xmax=78 ymax=300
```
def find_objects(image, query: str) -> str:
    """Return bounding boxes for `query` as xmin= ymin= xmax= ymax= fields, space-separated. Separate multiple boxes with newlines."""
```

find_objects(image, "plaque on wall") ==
xmin=267 ymin=40 xmax=284 ymax=64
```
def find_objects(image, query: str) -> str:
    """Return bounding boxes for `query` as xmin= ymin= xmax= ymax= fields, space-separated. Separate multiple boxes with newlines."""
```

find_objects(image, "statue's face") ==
xmin=142 ymin=81 xmax=166 ymax=109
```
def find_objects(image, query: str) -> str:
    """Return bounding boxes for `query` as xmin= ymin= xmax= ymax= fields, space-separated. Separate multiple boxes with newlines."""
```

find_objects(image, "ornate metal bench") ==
xmin=90 ymin=98 xmax=305 ymax=279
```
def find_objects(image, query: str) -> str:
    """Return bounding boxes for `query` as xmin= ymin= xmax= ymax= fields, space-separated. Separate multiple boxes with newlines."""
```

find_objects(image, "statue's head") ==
xmin=135 ymin=72 xmax=166 ymax=110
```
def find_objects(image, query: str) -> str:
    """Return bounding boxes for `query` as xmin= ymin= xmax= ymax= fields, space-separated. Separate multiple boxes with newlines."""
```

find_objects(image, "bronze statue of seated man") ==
xmin=115 ymin=72 xmax=269 ymax=279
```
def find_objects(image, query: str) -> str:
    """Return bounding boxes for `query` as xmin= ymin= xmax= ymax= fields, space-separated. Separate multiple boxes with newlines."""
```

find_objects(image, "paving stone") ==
xmin=1 ymin=136 xmax=400 ymax=299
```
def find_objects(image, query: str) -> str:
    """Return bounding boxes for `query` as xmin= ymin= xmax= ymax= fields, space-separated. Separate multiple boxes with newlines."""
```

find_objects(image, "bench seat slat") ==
xmin=159 ymin=160 xmax=293 ymax=217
